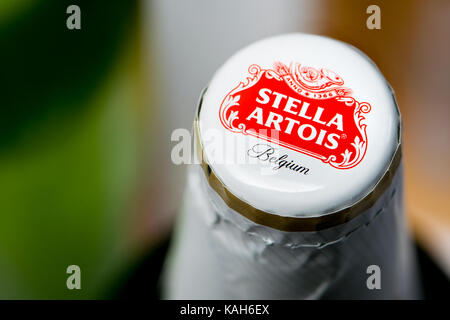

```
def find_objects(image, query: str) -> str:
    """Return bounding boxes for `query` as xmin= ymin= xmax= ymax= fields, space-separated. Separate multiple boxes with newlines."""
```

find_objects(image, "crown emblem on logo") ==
xmin=219 ymin=62 xmax=371 ymax=169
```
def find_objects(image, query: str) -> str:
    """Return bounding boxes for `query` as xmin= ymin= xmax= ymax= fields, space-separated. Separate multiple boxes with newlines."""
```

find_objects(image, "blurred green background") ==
xmin=0 ymin=0 xmax=147 ymax=298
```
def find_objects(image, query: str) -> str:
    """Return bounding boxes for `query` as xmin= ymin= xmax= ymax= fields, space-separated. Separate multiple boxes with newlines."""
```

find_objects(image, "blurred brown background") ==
xmin=325 ymin=0 xmax=450 ymax=276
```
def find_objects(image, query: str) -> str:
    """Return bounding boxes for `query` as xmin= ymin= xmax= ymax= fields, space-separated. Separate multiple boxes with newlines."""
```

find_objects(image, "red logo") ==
xmin=219 ymin=63 xmax=372 ymax=169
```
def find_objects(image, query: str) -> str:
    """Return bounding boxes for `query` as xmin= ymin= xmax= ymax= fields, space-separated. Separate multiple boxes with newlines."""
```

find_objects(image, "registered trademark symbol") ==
xmin=341 ymin=133 xmax=347 ymax=139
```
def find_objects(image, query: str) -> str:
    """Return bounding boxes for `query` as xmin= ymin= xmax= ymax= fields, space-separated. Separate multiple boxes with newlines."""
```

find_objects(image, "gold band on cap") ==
xmin=194 ymin=89 xmax=402 ymax=232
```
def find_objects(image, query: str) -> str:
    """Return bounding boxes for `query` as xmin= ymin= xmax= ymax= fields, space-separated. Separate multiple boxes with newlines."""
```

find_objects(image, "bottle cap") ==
xmin=196 ymin=33 xmax=401 ymax=231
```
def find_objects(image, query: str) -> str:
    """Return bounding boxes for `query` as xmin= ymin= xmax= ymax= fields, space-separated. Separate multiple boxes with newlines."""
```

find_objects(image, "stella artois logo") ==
xmin=219 ymin=63 xmax=372 ymax=169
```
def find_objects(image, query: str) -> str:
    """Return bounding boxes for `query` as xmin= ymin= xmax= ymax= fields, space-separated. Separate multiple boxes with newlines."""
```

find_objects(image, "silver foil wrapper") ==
xmin=163 ymin=160 xmax=421 ymax=299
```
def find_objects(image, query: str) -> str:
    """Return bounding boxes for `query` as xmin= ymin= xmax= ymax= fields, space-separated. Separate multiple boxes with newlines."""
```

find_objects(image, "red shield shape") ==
xmin=219 ymin=63 xmax=371 ymax=169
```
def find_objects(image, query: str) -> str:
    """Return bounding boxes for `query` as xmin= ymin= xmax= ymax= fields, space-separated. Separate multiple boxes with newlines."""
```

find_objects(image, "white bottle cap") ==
xmin=196 ymin=33 xmax=400 ymax=231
